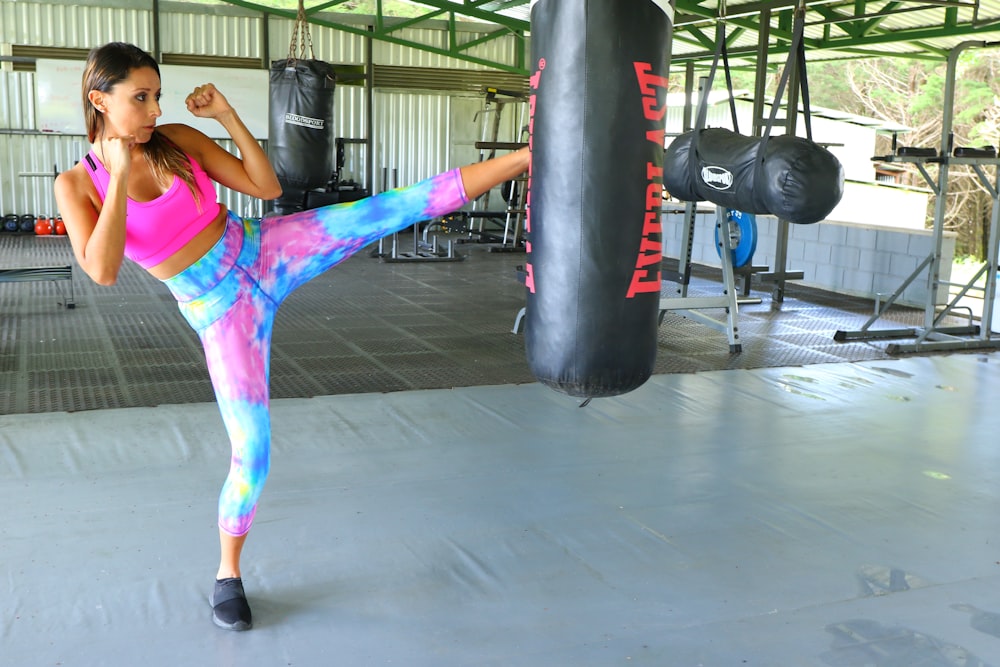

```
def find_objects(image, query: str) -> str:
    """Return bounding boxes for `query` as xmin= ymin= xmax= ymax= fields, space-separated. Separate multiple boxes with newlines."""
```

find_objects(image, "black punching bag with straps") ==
xmin=268 ymin=59 xmax=337 ymax=214
xmin=524 ymin=0 xmax=671 ymax=399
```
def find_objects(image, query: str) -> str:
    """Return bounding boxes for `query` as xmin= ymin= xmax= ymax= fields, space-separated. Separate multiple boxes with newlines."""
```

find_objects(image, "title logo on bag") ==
xmin=284 ymin=113 xmax=325 ymax=130
xmin=523 ymin=58 xmax=544 ymax=294
xmin=701 ymin=166 xmax=734 ymax=190
xmin=627 ymin=61 xmax=668 ymax=299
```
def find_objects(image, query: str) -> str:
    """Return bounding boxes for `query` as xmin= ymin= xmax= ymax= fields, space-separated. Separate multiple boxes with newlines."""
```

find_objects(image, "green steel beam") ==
xmin=217 ymin=0 xmax=529 ymax=74
xmin=381 ymin=7 xmax=450 ymax=33
xmin=815 ymin=20 xmax=1000 ymax=52
xmin=403 ymin=0 xmax=529 ymax=31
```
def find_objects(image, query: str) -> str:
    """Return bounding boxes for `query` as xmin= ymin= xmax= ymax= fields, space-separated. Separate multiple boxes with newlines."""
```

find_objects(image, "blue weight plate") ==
xmin=715 ymin=209 xmax=758 ymax=268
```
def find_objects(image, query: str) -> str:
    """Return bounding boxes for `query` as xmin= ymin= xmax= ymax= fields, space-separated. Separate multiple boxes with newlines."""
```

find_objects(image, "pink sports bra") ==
xmin=83 ymin=149 xmax=222 ymax=269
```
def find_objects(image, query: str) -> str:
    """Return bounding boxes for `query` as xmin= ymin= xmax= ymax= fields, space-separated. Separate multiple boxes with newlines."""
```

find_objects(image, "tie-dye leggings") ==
xmin=161 ymin=168 xmax=468 ymax=536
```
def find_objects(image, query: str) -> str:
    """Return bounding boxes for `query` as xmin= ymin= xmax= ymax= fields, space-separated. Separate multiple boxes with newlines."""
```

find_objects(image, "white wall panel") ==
xmin=0 ymin=133 xmax=268 ymax=221
xmin=372 ymin=91 xmax=451 ymax=189
xmin=2 ymin=1 xmax=151 ymax=50
xmin=332 ymin=85 xmax=368 ymax=186
xmin=160 ymin=12 xmax=262 ymax=59
xmin=0 ymin=133 xmax=85 ymax=217
xmin=267 ymin=17 xmax=367 ymax=65
xmin=0 ymin=1 xmax=14 ymax=45
xmin=0 ymin=71 xmax=36 ymax=130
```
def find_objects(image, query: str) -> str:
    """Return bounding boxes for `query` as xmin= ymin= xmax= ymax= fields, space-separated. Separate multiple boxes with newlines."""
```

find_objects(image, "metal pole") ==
xmin=924 ymin=41 xmax=986 ymax=330
xmin=366 ymin=25 xmax=375 ymax=196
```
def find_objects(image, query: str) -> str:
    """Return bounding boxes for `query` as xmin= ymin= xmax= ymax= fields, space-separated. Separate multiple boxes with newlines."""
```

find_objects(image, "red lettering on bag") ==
xmin=627 ymin=62 xmax=668 ymax=299
xmin=646 ymin=181 xmax=662 ymax=212
xmin=524 ymin=261 xmax=535 ymax=293
xmin=524 ymin=60 xmax=543 ymax=293
xmin=634 ymin=62 xmax=668 ymax=121
xmin=642 ymin=211 xmax=661 ymax=237
xmin=529 ymin=68 xmax=542 ymax=91
xmin=635 ymin=237 xmax=663 ymax=266
xmin=527 ymin=94 xmax=536 ymax=153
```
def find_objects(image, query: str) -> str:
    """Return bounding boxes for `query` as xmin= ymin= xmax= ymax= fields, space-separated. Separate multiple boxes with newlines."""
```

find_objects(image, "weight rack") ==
xmin=834 ymin=40 xmax=1000 ymax=354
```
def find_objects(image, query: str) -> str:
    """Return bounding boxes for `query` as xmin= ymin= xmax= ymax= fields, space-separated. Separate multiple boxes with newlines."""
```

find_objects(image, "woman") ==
xmin=54 ymin=42 xmax=530 ymax=632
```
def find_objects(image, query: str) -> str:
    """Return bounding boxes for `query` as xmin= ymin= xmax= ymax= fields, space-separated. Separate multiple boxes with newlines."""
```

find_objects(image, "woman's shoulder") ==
xmin=54 ymin=160 xmax=98 ymax=205
xmin=156 ymin=123 xmax=215 ymax=162
xmin=55 ymin=159 xmax=92 ymax=189
xmin=157 ymin=122 xmax=209 ymax=144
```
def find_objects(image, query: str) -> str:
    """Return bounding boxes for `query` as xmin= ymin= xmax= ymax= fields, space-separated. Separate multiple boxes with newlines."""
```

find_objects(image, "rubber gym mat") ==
xmin=2 ymin=354 xmax=999 ymax=665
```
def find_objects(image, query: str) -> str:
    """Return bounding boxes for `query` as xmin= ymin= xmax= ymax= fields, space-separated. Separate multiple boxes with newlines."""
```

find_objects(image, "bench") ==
xmin=0 ymin=266 xmax=75 ymax=308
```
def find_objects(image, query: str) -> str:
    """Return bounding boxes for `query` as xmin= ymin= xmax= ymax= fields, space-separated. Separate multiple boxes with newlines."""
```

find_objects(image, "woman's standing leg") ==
xmin=196 ymin=287 xmax=278 ymax=631
xmin=168 ymin=216 xmax=277 ymax=631
xmin=203 ymin=148 xmax=533 ymax=579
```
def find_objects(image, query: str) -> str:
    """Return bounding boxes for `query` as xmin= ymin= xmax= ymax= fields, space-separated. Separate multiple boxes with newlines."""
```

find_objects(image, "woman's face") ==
xmin=92 ymin=66 xmax=162 ymax=142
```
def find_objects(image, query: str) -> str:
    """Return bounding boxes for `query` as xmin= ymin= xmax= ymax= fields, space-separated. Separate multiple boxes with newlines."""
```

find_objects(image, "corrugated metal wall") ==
xmin=268 ymin=17 xmax=367 ymax=65
xmin=0 ymin=131 xmax=85 ymax=219
xmin=161 ymin=10 xmax=262 ymax=60
xmin=0 ymin=0 xmax=527 ymax=219
xmin=0 ymin=70 xmax=35 ymax=130
xmin=374 ymin=91 xmax=451 ymax=189
xmin=0 ymin=126 xmax=268 ymax=219
xmin=0 ymin=1 xmax=154 ymax=51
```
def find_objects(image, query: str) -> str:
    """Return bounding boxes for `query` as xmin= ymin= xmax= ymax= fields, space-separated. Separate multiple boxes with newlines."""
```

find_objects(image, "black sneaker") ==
xmin=210 ymin=577 xmax=252 ymax=631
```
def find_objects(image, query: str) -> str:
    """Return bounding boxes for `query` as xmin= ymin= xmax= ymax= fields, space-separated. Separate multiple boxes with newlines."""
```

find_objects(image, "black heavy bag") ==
xmin=662 ymin=127 xmax=844 ymax=225
xmin=268 ymin=59 xmax=336 ymax=214
xmin=525 ymin=0 xmax=670 ymax=398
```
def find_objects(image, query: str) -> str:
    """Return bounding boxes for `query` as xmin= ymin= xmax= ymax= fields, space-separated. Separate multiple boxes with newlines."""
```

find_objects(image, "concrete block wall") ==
xmin=662 ymin=207 xmax=955 ymax=308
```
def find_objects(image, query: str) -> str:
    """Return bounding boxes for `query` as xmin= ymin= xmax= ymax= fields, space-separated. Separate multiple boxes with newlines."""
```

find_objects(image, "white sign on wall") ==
xmin=36 ymin=59 xmax=269 ymax=139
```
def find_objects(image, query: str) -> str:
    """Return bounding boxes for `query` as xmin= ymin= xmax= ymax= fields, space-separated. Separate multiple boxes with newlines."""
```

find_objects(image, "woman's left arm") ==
xmin=163 ymin=83 xmax=282 ymax=200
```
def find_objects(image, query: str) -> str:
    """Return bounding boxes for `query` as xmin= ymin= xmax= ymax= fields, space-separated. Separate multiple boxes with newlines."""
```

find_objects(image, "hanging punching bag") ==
xmin=525 ymin=0 xmax=671 ymax=399
xmin=662 ymin=128 xmax=844 ymax=224
xmin=268 ymin=58 xmax=337 ymax=214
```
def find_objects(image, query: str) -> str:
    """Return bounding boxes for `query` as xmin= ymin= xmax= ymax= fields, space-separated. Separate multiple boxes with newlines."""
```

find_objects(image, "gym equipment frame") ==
xmin=375 ymin=167 xmax=463 ymax=263
xmin=0 ymin=266 xmax=75 ymax=309
xmin=661 ymin=201 xmax=753 ymax=354
xmin=835 ymin=40 xmax=1000 ymax=355
xmin=461 ymin=87 xmax=529 ymax=253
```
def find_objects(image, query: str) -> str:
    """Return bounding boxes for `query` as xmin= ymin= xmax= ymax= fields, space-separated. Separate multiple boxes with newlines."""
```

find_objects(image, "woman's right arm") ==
xmin=54 ymin=143 xmax=131 ymax=286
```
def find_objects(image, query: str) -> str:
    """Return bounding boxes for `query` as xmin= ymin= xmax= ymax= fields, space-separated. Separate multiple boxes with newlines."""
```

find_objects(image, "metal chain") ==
xmin=286 ymin=0 xmax=316 ymax=63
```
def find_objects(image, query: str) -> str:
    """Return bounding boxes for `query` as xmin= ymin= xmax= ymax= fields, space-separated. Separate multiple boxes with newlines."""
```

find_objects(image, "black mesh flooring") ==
xmin=0 ymin=230 xmax=987 ymax=414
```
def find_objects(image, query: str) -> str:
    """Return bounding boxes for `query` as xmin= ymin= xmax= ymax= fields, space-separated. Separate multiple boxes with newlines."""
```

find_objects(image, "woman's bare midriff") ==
xmin=145 ymin=206 xmax=230 ymax=280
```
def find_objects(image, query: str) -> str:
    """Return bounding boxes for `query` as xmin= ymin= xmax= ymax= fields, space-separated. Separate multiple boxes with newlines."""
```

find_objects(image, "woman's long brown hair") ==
xmin=82 ymin=42 xmax=199 ymax=201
